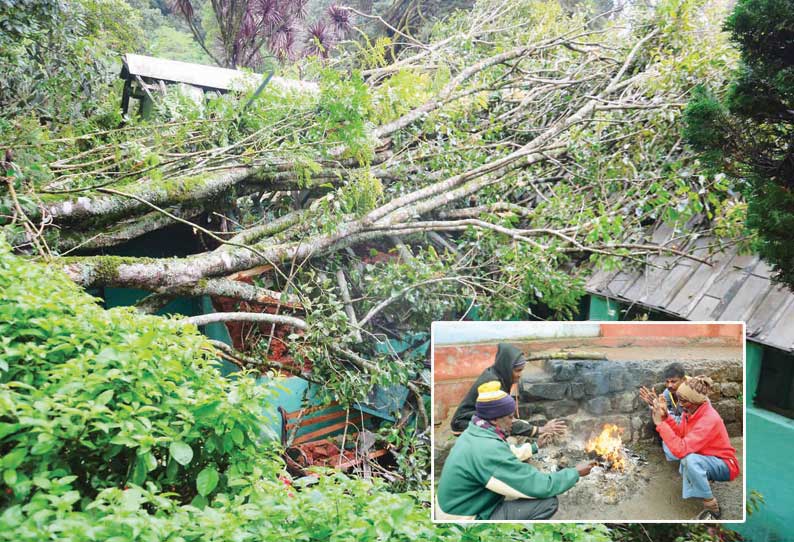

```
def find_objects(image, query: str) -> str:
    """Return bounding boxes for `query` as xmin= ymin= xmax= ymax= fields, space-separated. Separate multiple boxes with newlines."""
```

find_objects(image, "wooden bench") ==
xmin=279 ymin=402 xmax=388 ymax=474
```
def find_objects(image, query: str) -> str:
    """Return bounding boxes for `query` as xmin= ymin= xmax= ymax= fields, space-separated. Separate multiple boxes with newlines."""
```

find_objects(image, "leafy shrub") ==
xmin=0 ymin=236 xmax=282 ymax=510
xmin=0 ymin=238 xmax=617 ymax=541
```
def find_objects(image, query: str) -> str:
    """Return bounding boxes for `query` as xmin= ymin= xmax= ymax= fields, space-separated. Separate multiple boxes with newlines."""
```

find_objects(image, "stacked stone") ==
xmin=518 ymin=358 xmax=744 ymax=442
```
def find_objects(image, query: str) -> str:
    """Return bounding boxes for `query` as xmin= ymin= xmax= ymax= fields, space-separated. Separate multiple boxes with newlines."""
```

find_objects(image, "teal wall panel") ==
xmin=746 ymin=341 xmax=763 ymax=403
xmin=588 ymin=295 xmax=620 ymax=321
xmin=259 ymin=377 xmax=367 ymax=444
xmin=258 ymin=376 xmax=311 ymax=440
xmin=732 ymin=406 xmax=794 ymax=541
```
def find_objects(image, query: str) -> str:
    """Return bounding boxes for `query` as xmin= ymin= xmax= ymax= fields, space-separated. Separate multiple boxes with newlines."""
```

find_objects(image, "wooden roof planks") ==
xmin=586 ymin=224 xmax=794 ymax=352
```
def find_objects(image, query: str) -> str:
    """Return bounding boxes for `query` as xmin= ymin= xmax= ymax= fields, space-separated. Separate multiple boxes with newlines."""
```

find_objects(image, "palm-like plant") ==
xmin=170 ymin=0 xmax=352 ymax=68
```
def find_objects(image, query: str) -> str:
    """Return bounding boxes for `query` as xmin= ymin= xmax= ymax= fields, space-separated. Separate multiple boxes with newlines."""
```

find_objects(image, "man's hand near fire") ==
xmin=538 ymin=432 xmax=555 ymax=447
xmin=575 ymin=460 xmax=598 ymax=477
xmin=539 ymin=418 xmax=567 ymax=437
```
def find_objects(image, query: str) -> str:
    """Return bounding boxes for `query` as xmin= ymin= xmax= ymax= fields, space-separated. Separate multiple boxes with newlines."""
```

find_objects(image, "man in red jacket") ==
xmin=651 ymin=375 xmax=739 ymax=520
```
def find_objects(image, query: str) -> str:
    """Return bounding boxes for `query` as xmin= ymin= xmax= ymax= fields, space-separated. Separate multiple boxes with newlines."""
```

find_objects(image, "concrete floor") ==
xmin=433 ymin=436 xmax=744 ymax=521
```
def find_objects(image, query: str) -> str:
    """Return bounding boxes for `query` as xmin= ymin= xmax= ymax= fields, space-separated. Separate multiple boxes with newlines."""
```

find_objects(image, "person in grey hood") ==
xmin=450 ymin=343 xmax=566 ymax=438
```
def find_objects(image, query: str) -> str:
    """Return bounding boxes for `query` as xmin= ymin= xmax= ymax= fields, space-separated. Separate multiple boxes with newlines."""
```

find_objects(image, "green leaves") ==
xmin=169 ymin=441 xmax=193 ymax=466
xmin=196 ymin=466 xmax=219 ymax=496
xmin=230 ymin=428 xmax=244 ymax=447
xmin=95 ymin=389 xmax=114 ymax=405
xmin=2 ymin=448 xmax=26 ymax=470
xmin=0 ymin=239 xmax=288 ymax=536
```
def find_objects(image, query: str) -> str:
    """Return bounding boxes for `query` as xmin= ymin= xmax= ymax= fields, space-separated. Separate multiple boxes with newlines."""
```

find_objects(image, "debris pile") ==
xmin=287 ymin=439 xmax=359 ymax=470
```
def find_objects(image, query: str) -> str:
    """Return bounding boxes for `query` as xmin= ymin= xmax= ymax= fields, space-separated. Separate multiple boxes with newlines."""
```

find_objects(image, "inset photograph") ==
xmin=432 ymin=322 xmax=745 ymax=522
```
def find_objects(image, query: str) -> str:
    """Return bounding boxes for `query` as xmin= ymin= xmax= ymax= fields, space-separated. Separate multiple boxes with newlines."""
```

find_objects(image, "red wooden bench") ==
xmin=279 ymin=402 xmax=388 ymax=474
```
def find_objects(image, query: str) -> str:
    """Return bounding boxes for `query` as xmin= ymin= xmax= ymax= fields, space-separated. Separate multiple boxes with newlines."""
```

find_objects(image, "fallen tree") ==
xmin=3 ymin=0 xmax=741 ymax=426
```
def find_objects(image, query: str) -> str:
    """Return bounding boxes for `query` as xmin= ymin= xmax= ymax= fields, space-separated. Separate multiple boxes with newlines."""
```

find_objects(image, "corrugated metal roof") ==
xmin=121 ymin=54 xmax=317 ymax=94
xmin=585 ymin=228 xmax=794 ymax=352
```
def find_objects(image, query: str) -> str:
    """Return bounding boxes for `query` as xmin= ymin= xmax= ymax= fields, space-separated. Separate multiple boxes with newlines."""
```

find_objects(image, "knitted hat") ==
xmin=475 ymin=381 xmax=516 ymax=420
xmin=676 ymin=375 xmax=713 ymax=404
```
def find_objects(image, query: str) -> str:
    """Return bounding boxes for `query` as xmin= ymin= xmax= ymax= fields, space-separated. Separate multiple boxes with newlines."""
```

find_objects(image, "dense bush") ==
xmin=0 ymin=238 xmax=615 ymax=541
xmin=0 ymin=237 xmax=279 ymax=533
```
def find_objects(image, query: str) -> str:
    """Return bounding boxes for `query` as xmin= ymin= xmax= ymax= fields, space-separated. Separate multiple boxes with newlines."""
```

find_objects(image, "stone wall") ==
xmin=519 ymin=358 xmax=744 ymax=442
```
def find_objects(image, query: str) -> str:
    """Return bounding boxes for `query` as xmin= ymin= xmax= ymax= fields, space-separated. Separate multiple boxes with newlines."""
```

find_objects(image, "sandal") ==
xmin=694 ymin=507 xmax=721 ymax=520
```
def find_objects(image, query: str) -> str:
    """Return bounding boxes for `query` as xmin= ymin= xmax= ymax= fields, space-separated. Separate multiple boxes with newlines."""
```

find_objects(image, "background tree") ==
xmin=170 ymin=0 xmax=353 ymax=67
xmin=684 ymin=0 xmax=794 ymax=289
xmin=123 ymin=0 xmax=212 ymax=63
xmin=0 ymin=0 xmax=143 ymax=124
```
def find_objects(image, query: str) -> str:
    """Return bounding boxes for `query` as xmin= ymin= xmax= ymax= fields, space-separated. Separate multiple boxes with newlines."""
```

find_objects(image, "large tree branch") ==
xmin=206 ymin=339 xmax=315 ymax=380
xmin=134 ymin=278 xmax=302 ymax=314
xmin=358 ymin=276 xmax=471 ymax=327
xmin=53 ymin=25 xmax=668 ymax=293
xmin=184 ymin=311 xmax=307 ymax=329
xmin=46 ymin=167 xmax=259 ymax=224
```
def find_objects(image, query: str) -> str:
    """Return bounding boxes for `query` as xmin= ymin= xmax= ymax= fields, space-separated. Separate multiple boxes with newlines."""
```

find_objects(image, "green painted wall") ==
xmin=746 ymin=341 xmax=763 ymax=404
xmin=261 ymin=376 xmax=377 ymax=445
xmin=732 ymin=406 xmax=794 ymax=541
xmin=587 ymin=295 xmax=620 ymax=321
xmin=731 ymin=342 xmax=794 ymax=542
xmin=259 ymin=376 xmax=311 ymax=440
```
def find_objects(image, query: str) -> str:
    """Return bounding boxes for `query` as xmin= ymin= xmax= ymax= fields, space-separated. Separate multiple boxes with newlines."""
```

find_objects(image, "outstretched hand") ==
xmin=639 ymin=386 xmax=656 ymax=407
xmin=539 ymin=418 xmax=567 ymax=436
xmin=576 ymin=460 xmax=598 ymax=477
xmin=538 ymin=432 xmax=555 ymax=447
xmin=651 ymin=395 xmax=667 ymax=425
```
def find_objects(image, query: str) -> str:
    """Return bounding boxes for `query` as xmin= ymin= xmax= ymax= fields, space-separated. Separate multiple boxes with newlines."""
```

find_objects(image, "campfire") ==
xmin=531 ymin=423 xmax=646 ymax=509
xmin=585 ymin=424 xmax=628 ymax=471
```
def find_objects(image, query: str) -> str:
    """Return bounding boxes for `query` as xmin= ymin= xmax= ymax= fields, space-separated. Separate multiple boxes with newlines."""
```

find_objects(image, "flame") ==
xmin=585 ymin=424 xmax=627 ymax=471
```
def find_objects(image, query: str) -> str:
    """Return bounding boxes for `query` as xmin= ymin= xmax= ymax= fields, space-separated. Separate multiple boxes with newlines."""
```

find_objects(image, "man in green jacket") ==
xmin=437 ymin=381 xmax=595 ymax=521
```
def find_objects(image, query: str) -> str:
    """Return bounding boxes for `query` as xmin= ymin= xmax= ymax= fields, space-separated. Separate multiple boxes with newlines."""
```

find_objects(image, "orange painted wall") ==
xmin=433 ymin=344 xmax=498 ymax=380
xmin=433 ymin=344 xmax=500 ymax=424
xmin=600 ymin=323 xmax=743 ymax=344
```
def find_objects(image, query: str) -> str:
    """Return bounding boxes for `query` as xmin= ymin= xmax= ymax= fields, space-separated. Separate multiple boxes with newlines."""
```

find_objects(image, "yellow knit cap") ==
xmin=477 ymin=381 xmax=508 ymax=402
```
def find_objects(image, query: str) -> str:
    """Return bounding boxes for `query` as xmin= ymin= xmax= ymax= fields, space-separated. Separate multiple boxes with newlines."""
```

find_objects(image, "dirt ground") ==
xmin=552 ymin=436 xmax=744 ymax=520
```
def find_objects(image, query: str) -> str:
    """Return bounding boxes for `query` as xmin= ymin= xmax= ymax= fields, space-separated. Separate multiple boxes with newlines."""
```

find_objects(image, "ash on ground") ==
xmin=521 ymin=439 xmax=649 ymax=506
